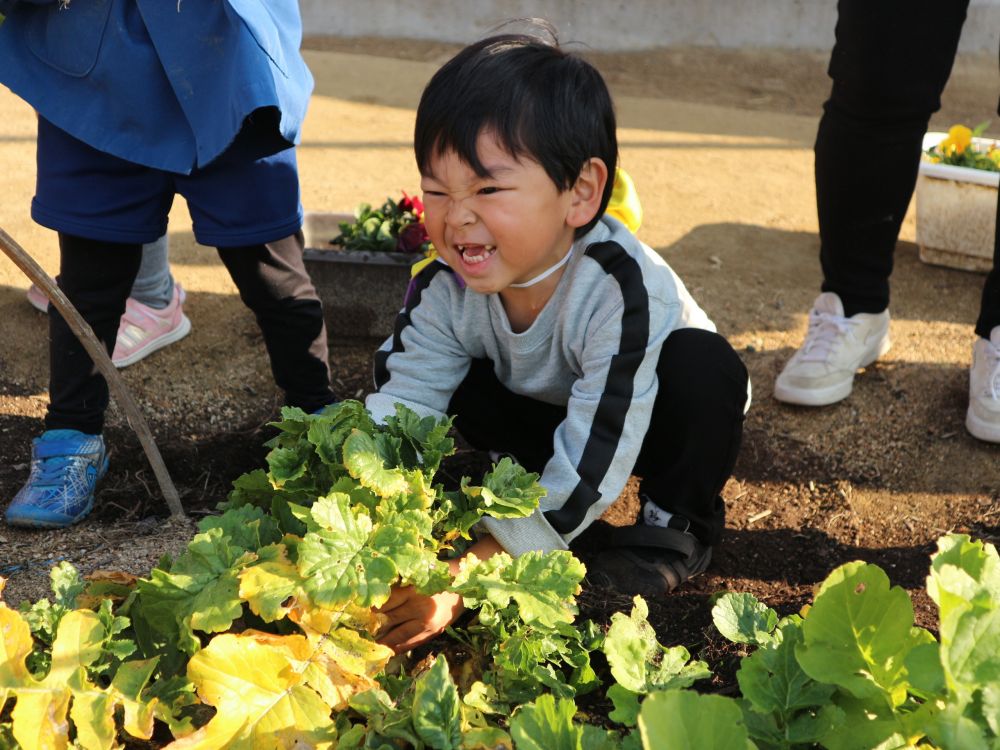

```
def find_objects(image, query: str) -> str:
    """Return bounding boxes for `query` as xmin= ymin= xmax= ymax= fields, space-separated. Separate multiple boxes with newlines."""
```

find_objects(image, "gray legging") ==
xmin=128 ymin=234 xmax=174 ymax=309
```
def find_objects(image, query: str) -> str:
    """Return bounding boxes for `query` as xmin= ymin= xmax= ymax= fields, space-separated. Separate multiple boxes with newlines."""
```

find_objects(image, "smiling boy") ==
xmin=368 ymin=30 xmax=750 ymax=652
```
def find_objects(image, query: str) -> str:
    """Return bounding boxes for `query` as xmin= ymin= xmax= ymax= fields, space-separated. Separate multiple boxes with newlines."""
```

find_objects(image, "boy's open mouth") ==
xmin=456 ymin=244 xmax=496 ymax=265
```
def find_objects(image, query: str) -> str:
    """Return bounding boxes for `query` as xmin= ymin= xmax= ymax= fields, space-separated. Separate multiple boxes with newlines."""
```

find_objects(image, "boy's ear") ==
xmin=566 ymin=158 xmax=609 ymax=230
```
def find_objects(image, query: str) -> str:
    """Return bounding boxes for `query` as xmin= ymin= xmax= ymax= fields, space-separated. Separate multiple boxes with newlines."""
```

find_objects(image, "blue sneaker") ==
xmin=5 ymin=430 xmax=108 ymax=528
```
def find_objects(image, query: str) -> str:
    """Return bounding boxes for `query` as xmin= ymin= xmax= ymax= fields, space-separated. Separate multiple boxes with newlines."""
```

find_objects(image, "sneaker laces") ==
xmin=798 ymin=310 xmax=862 ymax=363
xmin=33 ymin=455 xmax=74 ymax=488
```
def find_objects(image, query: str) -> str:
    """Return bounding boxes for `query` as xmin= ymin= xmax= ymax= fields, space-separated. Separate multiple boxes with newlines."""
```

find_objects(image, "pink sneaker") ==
xmin=26 ymin=283 xmax=191 ymax=368
xmin=112 ymin=284 xmax=191 ymax=368
xmin=26 ymin=283 xmax=50 ymax=313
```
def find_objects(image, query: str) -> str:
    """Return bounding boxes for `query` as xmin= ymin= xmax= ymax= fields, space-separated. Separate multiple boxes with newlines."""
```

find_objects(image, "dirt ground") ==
xmin=1 ymin=39 xmax=998 ymax=691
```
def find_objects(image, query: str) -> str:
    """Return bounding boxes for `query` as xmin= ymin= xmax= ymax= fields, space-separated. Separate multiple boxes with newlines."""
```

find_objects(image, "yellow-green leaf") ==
xmin=12 ymin=688 xmax=71 ymax=750
xmin=111 ymin=658 xmax=160 ymax=741
xmin=298 ymin=496 xmax=398 ymax=608
xmin=68 ymin=669 xmax=116 ymax=750
xmin=238 ymin=545 xmax=300 ymax=622
xmin=302 ymin=628 xmax=393 ymax=710
xmin=463 ymin=727 xmax=513 ymax=749
xmin=164 ymin=632 xmax=341 ymax=749
xmin=0 ymin=597 xmax=33 ymax=711
xmin=239 ymin=545 xmax=387 ymax=639
xmin=8 ymin=609 xmax=113 ymax=750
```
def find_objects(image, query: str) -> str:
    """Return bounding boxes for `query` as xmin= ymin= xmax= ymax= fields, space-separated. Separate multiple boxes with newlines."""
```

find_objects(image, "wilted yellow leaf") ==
xmin=302 ymin=628 xmax=393 ymax=710
xmin=164 ymin=632 xmax=337 ymax=749
xmin=0 ymin=601 xmax=33 ymax=712
xmin=238 ymin=547 xmax=300 ymax=622
xmin=9 ymin=609 xmax=106 ymax=750
xmin=239 ymin=547 xmax=385 ymax=639
xmin=2 ymin=606 xmax=158 ymax=750
xmin=77 ymin=570 xmax=140 ymax=609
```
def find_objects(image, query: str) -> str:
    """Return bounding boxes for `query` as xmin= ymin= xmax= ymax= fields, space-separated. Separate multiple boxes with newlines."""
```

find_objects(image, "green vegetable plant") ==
xmin=0 ymin=401 xmax=709 ymax=749
xmin=4 ymin=400 xmax=1000 ymax=748
xmin=697 ymin=534 xmax=1000 ymax=750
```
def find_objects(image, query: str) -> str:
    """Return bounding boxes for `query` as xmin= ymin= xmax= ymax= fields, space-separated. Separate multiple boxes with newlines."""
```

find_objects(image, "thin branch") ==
xmin=0 ymin=227 xmax=185 ymax=519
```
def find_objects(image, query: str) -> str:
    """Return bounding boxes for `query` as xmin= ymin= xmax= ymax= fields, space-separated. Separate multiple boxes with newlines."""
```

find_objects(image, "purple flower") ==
xmin=396 ymin=221 xmax=430 ymax=254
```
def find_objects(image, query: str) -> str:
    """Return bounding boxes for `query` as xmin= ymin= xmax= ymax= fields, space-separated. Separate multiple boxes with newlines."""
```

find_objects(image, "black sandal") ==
xmin=584 ymin=525 xmax=712 ymax=596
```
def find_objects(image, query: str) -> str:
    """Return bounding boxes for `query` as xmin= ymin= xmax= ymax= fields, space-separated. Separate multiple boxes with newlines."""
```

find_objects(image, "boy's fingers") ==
xmin=377 ymin=586 xmax=414 ymax=613
xmin=378 ymin=620 xmax=431 ymax=653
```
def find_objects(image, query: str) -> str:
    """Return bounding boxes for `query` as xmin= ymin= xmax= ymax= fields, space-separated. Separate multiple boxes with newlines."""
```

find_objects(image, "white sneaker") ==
xmin=966 ymin=327 xmax=1000 ymax=443
xmin=774 ymin=292 xmax=891 ymax=406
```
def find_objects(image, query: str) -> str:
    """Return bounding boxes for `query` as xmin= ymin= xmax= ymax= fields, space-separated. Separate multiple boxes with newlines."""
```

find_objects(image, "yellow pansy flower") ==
xmin=939 ymin=124 xmax=973 ymax=156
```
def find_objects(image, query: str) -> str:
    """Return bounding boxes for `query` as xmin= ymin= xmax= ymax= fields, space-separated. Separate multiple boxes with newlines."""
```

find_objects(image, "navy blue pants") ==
xmin=816 ymin=0 xmax=1000 ymax=337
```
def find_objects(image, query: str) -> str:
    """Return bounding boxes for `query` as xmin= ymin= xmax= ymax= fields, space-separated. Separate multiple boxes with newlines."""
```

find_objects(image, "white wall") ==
xmin=305 ymin=0 xmax=1000 ymax=53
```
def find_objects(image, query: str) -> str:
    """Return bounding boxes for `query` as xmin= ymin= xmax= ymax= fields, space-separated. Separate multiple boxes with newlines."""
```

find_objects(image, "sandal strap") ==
xmin=34 ymin=439 xmax=99 ymax=460
xmin=607 ymin=524 xmax=698 ymax=559
xmin=614 ymin=548 xmax=686 ymax=590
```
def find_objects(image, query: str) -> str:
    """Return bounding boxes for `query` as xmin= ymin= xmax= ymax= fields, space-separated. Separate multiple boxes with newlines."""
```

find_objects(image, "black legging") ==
xmin=816 ymin=0 xmax=1000 ymax=337
xmin=447 ymin=328 xmax=749 ymax=548
xmin=45 ymin=231 xmax=334 ymax=434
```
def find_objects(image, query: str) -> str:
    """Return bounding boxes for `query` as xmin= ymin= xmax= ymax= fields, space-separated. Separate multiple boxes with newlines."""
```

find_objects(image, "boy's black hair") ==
xmin=414 ymin=28 xmax=618 ymax=238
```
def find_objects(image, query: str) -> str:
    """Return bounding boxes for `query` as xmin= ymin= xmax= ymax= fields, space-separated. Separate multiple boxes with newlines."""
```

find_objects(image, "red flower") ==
xmin=399 ymin=190 xmax=424 ymax=217
xmin=396 ymin=221 xmax=429 ymax=254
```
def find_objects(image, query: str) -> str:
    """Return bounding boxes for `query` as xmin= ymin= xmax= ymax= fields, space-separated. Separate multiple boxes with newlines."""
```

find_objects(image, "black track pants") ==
xmin=45 ymin=231 xmax=334 ymax=434
xmin=448 ymin=328 xmax=749 ymax=547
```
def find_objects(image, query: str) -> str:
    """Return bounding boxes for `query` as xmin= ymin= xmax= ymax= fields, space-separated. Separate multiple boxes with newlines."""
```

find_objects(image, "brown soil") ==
xmin=1 ymin=39 xmax=998 ymax=702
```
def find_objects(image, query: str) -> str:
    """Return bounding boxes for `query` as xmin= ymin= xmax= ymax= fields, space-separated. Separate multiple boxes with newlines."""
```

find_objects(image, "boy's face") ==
xmin=420 ymin=131 xmax=579 ymax=296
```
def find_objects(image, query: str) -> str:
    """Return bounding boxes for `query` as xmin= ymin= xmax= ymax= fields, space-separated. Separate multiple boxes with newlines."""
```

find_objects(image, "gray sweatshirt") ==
xmin=366 ymin=216 xmax=715 ymax=556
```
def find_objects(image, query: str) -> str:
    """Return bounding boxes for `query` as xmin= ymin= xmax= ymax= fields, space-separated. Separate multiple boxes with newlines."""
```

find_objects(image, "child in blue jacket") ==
xmin=0 ymin=0 xmax=336 ymax=528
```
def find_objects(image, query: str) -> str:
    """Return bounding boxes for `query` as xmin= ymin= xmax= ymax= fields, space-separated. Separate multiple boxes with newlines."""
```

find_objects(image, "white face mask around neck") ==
xmin=507 ymin=247 xmax=573 ymax=289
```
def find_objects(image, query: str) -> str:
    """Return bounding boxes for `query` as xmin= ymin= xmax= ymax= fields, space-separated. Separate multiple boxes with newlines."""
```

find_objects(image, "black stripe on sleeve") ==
xmin=373 ymin=261 xmax=453 ymax=389
xmin=544 ymin=241 xmax=650 ymax=534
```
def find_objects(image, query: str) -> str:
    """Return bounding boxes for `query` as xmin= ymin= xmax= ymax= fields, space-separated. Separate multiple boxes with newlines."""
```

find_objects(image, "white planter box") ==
xmin=916 ymin=131 xmax=997 ymax=273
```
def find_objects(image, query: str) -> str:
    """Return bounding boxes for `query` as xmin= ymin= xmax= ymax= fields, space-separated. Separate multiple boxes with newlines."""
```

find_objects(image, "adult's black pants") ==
xmin=816 ymin=0 xmax=1000 ymax=337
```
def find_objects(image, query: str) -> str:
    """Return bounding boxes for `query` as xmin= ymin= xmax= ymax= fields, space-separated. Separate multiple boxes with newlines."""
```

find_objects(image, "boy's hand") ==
xmin=376 ymin=586 xmax=465 ymax=654
xmin=376 ymin=535 xmax=504 ymax=654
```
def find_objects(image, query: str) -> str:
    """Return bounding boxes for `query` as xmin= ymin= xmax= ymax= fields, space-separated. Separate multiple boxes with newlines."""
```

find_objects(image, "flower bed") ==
xmin=302 ymin=193 xmax=430 ymax=340
xmin=3 ymin=402 xmax=1000 ymax=748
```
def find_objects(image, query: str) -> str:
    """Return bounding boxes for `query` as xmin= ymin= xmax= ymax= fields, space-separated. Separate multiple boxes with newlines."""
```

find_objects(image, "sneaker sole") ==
xmin=7 ymin=495 xmax=96 ymax=529
xmin=773 ymin=334 xmax=892 ymax=407
xmin=966 ymin=408 xmax=1000 ymax=443
xmin=113 ymin=314 xmax=192 ymax=368
xmin=5 ymin=454 xmax=109 ymax=529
